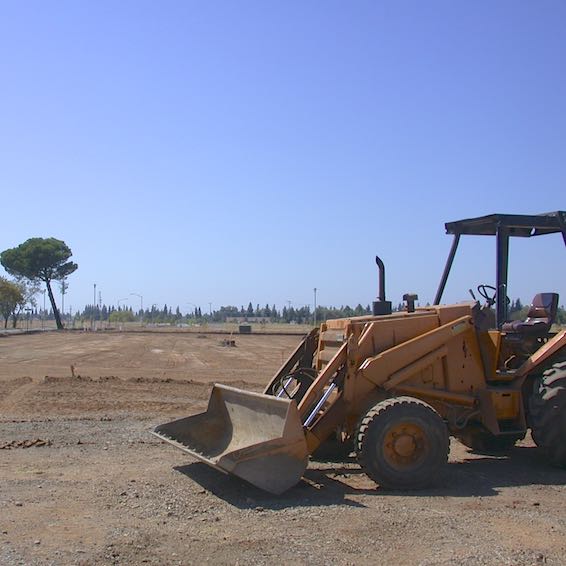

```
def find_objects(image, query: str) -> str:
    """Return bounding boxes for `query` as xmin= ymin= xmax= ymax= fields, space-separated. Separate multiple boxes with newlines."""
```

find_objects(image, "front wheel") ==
xmin=529 ymin=361 xmax=566 ymax=467
xmin=356 ymin=396 xmax=449 ymax=489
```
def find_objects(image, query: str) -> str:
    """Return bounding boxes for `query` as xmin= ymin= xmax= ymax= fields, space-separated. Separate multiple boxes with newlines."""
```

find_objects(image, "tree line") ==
xmin=41 ymin=302 xmax=377 ymax=325
xmin=18 ymin=299 xmax=566 ymax=327
xmin=1 ymin=237 xmax=565 ymax=328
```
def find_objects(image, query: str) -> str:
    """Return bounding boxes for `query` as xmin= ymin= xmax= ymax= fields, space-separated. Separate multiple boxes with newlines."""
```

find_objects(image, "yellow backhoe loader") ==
xmin=154 ymin=211 xmax=566 ymax=494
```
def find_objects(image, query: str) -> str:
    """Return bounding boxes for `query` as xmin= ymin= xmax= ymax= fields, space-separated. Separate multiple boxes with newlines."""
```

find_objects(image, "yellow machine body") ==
xmin=153 ymin=302 xmax=566 ymax=493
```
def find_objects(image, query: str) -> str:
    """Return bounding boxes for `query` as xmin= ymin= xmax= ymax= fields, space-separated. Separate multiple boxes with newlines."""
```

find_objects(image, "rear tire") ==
xmin=529 ymin=361 xmax=566 ymax=467
xmin=356 ymin=396 xmax=449 ymax=489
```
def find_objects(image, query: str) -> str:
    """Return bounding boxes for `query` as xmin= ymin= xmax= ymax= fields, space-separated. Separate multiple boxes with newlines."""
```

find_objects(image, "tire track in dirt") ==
xmin=0 ymin=378 xmax=38 ymax=413
xmin=0 ymin=375 xmax=264 ymax=420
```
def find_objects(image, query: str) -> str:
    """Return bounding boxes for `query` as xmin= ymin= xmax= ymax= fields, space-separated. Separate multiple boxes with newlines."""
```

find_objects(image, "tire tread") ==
xmin=529 ymin=361 xmax=566 ymax=467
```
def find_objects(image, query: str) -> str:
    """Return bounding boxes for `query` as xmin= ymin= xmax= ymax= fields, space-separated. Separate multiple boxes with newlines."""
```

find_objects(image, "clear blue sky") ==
xmin=1 ymin=1 xmax=565 ymax=314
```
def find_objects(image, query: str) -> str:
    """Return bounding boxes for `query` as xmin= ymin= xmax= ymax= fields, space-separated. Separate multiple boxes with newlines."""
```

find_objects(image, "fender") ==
xmin=517 ymin=330 xmax=566 ymax=377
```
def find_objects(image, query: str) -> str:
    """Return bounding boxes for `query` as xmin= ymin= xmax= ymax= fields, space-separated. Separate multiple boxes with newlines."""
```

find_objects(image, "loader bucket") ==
xmin=152 ymin=384 xmax=309 ymax=495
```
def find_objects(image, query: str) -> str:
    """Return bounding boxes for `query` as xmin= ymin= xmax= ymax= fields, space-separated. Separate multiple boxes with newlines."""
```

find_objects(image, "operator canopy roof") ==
xmin=445 ymin=211 xmax=566 ymax=238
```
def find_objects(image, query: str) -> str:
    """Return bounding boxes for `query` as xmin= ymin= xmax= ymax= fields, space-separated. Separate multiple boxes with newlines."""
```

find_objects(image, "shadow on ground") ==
xmin=174 ymin=445 xmax=566 ymax=510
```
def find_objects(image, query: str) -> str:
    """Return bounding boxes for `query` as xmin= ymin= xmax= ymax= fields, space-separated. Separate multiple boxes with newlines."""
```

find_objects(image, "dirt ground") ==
xmin=1 ymin=330 xmax=565 ymax=566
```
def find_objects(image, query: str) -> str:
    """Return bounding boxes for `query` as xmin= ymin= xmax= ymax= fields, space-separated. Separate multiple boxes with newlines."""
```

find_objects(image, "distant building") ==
xmin=225 ymin=316 xmax=271 ymax=324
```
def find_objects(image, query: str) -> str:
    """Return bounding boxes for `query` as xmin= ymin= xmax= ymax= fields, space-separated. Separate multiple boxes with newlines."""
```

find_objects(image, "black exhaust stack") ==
xmin=372 ymin=256 xmax=392 ymax=316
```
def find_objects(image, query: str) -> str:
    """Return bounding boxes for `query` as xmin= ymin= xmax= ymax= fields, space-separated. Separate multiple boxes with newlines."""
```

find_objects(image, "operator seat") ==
xmin=502 ymin=293 xmax=559 ymax=337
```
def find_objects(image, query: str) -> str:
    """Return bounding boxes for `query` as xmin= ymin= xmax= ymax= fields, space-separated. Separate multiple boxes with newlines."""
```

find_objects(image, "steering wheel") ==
xmin=477 ymin=284 xmax=497 ymax=306
xmin=477 ymin=284 xmax=511 ymax=307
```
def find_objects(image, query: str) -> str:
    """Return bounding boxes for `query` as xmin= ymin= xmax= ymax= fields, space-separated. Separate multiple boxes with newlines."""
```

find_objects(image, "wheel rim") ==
xmin=382 ymin=421 xmax=428 ymax=470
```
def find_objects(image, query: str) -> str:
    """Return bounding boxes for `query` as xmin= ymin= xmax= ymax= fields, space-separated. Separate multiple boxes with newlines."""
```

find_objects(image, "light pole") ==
xmin=93 ymin=283 xmax=97 ymax=330
xmin=131 ymin=293 xmax=143 ymax=326
xmin=313 ymin=287 xmax=318 ymax=327
xmin=60 ymin=279 xmax=68 ymax=326
xmin=42 ymin=289 xmax=46 ymax=330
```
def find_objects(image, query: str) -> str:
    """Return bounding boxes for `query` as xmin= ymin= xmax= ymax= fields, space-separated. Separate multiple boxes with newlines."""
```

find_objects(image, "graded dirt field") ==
xmin=1 ymin=330 xmax=565 ymax=566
